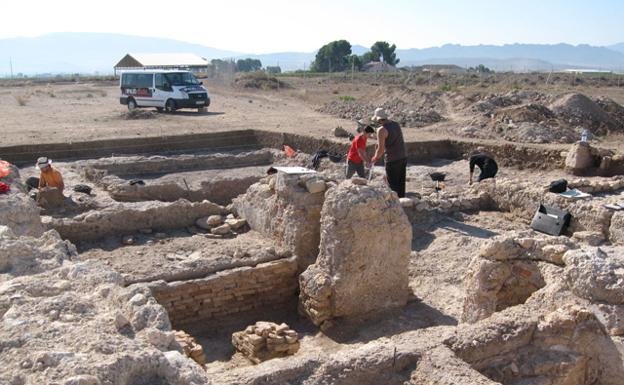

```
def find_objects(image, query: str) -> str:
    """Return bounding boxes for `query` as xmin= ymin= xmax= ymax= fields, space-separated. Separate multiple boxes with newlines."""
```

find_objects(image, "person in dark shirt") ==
xmin=469 ymin=152 xmax=498 ymax=185
xmin=370 ymin=108 xmax=408 ymax=197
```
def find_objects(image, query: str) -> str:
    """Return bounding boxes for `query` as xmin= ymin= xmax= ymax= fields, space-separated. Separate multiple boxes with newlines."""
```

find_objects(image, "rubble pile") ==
xmin=551 ymin=93 xmax=621 ymax=135
xmin=319 ymin=98 xmax=444 ymax=128
xmin=232 ymin=321 xmax=299 ymax=363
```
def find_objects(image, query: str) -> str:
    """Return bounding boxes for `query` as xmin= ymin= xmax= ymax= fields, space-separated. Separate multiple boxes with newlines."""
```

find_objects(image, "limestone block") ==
xmin=399 ymin=197 xmax=414 ymax=208
xmin=572 ymin=231 xmax=605 ymax=246
xmin=563 ymin=247 xmax=624 ymax=304
xmin=609 ymin=211 xmax=624 ymax=245
xmin=305 ymin=178 xmax=327 ymax=194
xmin=37 ymin=187 xmax=65 ymax=208
xmin=299 ymin=181 xmax=411 ymax=326
xmin=211 ymin=223 xmax=231 ymax=235
xmin=196 ymin=215 xmax=223 ymax=229
xmin=225 ymin=218 xmax=247 ymax=230
xmin=564 ymin=142 xmax=595 ymax=175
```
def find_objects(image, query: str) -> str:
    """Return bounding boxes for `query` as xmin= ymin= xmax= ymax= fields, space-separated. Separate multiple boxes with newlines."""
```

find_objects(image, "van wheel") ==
xmin=127 ymin=99 xmax=137 ymax=110
xmin=156 ymin=107 xmax=164 ymax=113
xmin=165 ymin=99 xmax=176 ymax=113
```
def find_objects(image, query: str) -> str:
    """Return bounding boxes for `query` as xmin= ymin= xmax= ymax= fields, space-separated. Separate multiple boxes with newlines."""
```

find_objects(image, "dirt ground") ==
xmin=4 ymin=73 xmax=624 ymax=384
xmin=3 ymin=74 xmax=622 ymax=150
xmin=0 ymin=80 xmax=351 ymax=146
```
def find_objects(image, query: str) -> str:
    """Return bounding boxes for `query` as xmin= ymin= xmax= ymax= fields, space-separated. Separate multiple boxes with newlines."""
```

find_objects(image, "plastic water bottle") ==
xmin=581 ymin=129 xmax=589 ymax=143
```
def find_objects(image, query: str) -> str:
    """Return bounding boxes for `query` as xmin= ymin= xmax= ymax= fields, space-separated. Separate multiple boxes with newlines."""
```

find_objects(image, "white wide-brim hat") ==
xmin=371 ymin=107 xmax=388 ymax=122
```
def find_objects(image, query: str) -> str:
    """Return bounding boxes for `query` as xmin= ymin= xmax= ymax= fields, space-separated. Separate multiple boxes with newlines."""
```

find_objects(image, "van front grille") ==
xmin=190 ymin=93 xmax=208 ymax=100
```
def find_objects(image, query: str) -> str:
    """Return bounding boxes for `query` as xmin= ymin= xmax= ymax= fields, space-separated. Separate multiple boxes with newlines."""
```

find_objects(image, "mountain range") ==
xmin=1 ymin=33 xmax=624 ymax=75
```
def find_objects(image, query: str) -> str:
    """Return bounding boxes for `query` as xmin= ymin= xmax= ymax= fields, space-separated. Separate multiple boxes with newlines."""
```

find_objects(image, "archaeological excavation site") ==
xmin=2 ymin=124 xmax=624 ymax=385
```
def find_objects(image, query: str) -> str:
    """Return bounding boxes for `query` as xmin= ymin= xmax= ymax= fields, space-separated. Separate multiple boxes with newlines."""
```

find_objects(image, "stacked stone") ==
xmin=174 ymin=330 xmax=206 ymax=366
xmin=567 ymin=176 xmax=624 ymax=194
xmin=232 ymin=321 xmax=299 ymax=364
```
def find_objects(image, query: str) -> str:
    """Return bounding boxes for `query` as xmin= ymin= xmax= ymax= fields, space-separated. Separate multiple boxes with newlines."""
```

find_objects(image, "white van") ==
xmin=119 ymin=70 xmax=210 ymax=112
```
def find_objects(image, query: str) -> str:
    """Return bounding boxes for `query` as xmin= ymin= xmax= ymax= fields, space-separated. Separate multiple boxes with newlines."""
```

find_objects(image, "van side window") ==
xmin=122 ymin=74 xmax=137 ymax=87
xmin=136 ymin=74 xmax=153 ymax=88
xmin=155 ymin=74 xmax=166 ymax=89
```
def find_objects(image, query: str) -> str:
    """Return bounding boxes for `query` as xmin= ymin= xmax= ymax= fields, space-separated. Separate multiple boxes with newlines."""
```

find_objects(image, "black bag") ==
xmin=25 ymin=176 xmax=40 ymax=192
xmin=530 ymin=204 xmax=571 ymax=236
xmin=129 ymin=179 xmax=145 ymax=186
xmin=73 ymin=184 xmax=92 ymax=194
xmin=549 ymin=179 xmax=568 ymax=193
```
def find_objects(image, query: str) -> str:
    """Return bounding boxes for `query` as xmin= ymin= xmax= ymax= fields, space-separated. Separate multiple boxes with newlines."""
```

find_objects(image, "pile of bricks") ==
xmin=174 ymin=330 xmax=206 ymax=366
xmin=232 ymin=321 xmax=299 ymax=364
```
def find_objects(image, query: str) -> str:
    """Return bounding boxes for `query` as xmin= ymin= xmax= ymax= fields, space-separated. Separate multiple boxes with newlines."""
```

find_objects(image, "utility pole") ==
xmin=9 ymin=57 xmax=13 ymax=78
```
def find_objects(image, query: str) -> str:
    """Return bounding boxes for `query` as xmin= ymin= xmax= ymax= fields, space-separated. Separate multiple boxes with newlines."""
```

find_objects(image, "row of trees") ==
xmin=310 ymin=40 xmax=400 ymax=72
xmin=209 ymin=58 xmax=281 ymax=74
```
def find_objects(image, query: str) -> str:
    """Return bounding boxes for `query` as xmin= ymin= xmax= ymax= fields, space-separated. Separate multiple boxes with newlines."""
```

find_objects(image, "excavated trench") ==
xmin=9 ymin=130 xmax=624 ymax=382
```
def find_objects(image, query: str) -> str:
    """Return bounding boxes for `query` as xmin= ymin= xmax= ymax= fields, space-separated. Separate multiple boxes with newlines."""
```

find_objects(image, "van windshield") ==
xmin=164 ymin=72 xmax=200 ymax=86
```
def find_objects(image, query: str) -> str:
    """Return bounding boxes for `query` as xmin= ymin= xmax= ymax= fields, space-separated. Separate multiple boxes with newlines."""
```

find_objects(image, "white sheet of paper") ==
xmin=272 ymin=166 xmax=317 ymax=174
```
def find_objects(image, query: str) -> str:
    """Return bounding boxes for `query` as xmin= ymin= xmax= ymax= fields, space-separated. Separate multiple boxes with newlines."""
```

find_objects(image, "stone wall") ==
xmin=299 ymin=180 xmax=412 ymax=327
xmin=47 ymin=199 xmax=228 ymax=242
xmin=232 ymin=173 xmax=327 ymax=270
xmin=148 ymin=257 xmax=299 ymax=328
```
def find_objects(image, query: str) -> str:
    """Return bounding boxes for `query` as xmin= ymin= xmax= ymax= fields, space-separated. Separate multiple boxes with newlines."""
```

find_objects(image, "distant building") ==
xmin=415 ymin=64 xmax=466 ymax=74
xmin=114 ymin=53 xmax=210 ymax=75
xmin=362 ymin=61 xmax=400 ymax=73
xmin=562 ymin=69 xmax=613 ymax=74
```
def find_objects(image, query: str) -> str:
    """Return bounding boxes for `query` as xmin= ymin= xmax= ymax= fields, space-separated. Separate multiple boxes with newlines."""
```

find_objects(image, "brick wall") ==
xmin=148 ymin=257 xmax=299 ymax=328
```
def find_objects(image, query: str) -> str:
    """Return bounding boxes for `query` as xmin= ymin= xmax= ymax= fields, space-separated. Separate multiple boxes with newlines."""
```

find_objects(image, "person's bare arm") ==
xmin=58 ymin=173 xmax=65 ymax=192
xmin=357 ymin=148 xmax=369 ymax=165
xmin=371 ymin=127 xmax=387 ymax=163
xmin=38 ymin=173 xmax=46 ymax=189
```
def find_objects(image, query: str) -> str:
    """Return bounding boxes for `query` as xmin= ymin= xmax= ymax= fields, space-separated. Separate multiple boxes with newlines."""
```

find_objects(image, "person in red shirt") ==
xmin=346 ymin=124 xmax=375 ymax=178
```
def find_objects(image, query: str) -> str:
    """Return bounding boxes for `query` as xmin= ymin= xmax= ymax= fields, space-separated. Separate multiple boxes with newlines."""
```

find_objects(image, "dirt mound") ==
xmin=319 ymin=98 xmax=443 ymax=128
xmin=550 ymin=93 xmax=618 ymax=134
xmin=500 ymin=122 xmax=577 ymax=144
xmin=496 ymin=103 xmax=556 ymax=124
xmin=122 ymin=110 xmax=159 ymax=120
xmin=595 ymin=97 xmax=624 ymax=128
xmin=234 ymin=72 xmax=289 ymax=90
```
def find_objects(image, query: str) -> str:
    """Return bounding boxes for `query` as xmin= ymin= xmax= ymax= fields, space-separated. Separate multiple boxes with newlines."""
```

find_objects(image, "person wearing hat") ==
xmin=37 ymin=157 xmax=64 ymax=192
xmin=370 ymin=108 xmax=407 ymax=197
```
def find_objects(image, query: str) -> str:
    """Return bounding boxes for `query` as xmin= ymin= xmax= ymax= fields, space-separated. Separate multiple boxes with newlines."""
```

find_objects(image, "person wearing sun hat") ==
xmin=370 ymin=108 xmax=407 ymax=197
xmin=36 ymin=156 xmax=64 ymax=192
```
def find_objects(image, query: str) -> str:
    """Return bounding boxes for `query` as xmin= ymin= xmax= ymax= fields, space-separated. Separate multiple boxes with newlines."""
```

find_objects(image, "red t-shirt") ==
xmin=347 ymin=134 xmax=367 ymax=164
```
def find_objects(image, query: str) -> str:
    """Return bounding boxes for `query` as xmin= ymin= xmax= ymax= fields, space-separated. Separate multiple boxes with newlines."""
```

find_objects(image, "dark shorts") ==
xmin=346 ymin=160 xmax=367 ymax=178
xmin=478 ymin=166 xmax=498 ymax=182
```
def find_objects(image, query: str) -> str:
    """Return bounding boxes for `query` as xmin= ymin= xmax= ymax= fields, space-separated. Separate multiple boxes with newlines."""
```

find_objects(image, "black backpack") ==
xmin=549 ymin=179 xmax=568 ymax=194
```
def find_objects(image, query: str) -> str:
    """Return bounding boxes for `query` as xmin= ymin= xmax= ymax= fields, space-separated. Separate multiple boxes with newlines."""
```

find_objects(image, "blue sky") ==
xmin=2 ymin=0 xmax=623 ymax=53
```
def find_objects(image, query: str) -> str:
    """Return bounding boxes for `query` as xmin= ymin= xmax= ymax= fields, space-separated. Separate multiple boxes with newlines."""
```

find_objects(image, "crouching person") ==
xmin=36 ymin=157 xmax=65 ymax=207
xmin=469 ymin=151 xmax=498 ymax=185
